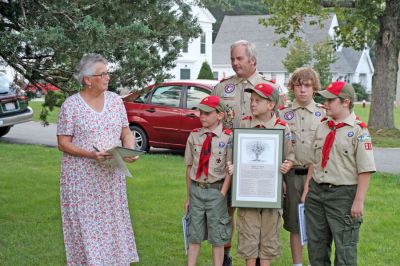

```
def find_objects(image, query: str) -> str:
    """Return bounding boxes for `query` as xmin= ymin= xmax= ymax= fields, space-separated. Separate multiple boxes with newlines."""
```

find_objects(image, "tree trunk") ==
xmin=368 ymin=0 xmax=400 ymax=129
xmin=396 ymin=53 xmax=400 ymax=107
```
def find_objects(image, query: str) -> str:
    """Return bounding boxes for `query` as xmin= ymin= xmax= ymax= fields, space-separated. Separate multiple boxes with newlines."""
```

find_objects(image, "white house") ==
xmin=212 ymin=14 xmax=374 ymax=92
xmin=167 ymin=6 xmax=216 ymax=80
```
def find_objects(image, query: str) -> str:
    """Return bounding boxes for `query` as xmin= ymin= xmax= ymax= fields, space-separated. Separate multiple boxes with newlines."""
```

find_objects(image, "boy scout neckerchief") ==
xmin=196 ymin=132 xmax=216 ymax=180
xmin=321 ymin=120 xmax=347 ymax=169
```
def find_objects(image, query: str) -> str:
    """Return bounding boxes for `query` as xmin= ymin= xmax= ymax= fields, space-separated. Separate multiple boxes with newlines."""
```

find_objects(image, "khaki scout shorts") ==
xmin=237 ymin=208 xmax=282 ymax=260
xmin=283 ymin=170 xmax=307 ymax=232
xmin=187 ymin=181 xmax=231 ymax=246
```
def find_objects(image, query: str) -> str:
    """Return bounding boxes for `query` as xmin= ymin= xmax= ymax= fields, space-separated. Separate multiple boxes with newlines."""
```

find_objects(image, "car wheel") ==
xmin=130 ymin=125 xmax=149 ymax=152
xmin=35 ymin=89 xmax=43 ymax=98
xmin=0 ymin=126 xmax=11 ymax=137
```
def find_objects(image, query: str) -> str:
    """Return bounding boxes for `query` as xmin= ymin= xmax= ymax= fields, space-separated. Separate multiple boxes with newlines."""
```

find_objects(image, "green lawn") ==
xmin=29 ymin=101 xmax=60 ymax=124
xmin=353 ymin=103 xmax=400 ymax=147
xmin=0 ymin=143 xmax=399 ymax=265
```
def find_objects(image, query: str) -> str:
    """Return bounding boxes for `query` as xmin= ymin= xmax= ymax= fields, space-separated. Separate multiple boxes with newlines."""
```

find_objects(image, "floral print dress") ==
xmin=57 ymin=91 xmax=139 ymax=265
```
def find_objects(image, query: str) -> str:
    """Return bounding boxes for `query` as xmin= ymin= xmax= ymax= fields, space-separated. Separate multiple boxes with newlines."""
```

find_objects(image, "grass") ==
xmin=353 ymin=103 xmax=400 ymax=147
xmin=29 ymin=101 xmax=60 ymax=124
xmin=0 ymin=143 xmax=399 ymax=265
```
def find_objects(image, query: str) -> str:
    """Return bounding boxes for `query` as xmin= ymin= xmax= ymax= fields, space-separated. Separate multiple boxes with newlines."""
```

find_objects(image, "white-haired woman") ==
xmin=57 ymin=54 xmax=139 ymax=265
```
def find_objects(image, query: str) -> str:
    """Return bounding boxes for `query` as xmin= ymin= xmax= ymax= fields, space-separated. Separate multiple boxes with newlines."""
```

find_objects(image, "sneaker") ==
xmin=223 ymin=254 xmax=232 ymax=266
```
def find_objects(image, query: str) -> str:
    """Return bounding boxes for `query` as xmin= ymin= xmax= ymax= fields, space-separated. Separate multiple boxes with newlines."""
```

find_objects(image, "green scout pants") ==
xmin=305 ymin=179 xmax=363 ymax=266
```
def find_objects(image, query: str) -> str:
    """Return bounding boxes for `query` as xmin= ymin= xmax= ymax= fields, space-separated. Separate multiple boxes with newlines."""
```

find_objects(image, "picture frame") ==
xmin=231 ymin=128 xmax=284 ymax=208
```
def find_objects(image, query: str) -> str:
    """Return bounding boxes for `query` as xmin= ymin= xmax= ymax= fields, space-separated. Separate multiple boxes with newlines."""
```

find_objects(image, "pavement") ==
xmin=1 ymin=121 xmax=399 ymax=174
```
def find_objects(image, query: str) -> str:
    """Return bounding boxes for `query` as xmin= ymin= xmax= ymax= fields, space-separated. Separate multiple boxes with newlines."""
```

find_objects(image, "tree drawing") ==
xmin=247 ymin=141 xmax=268 ymax=161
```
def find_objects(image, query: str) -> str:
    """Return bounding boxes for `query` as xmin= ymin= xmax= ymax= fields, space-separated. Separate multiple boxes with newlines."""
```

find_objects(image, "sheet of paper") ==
xmin=182 ymin=212 xmax=189 ymax=255
xmin=298 ymin=203 xmax=308 ymax=246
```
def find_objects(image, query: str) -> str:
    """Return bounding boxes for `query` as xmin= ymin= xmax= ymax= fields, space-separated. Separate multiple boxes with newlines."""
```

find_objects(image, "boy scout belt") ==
xmin=292 ymin=168 xmax=308 ymax=175
xmin=192 ymin=180 xmax=223 ymax=189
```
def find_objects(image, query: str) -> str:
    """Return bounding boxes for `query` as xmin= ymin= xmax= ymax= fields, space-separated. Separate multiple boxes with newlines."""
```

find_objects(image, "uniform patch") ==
xmin=315 ymin=111 xmax=322 ymax=117
xmin=284 ymin=111 xmax=294 ymax=120
xmin=223 ymin=84 xmax=236 ymax=97
xmin=364 ymin=142 xmax=372 ymax=150
xmin=290 ymin=133 xmax=296 ymax=144
xmin=219 ymin=141 xmax=225 ymax=148
xmin=347 ymin=131 xmax=354 ymax=137
xmin=285 ymin=132 xmax=292 ymax=140
xmin=357 ymin=133 xmax=371 ymax=142
xmin=216 ymin=158 xmax=222 ymax=164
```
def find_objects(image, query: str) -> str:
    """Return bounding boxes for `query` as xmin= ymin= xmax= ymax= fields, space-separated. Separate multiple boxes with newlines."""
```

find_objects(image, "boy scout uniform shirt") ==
xmin=212 ymin=72 xmax=272 ymax=129
xmin=312 ymin=112 xmax=376 ymax=185
xmin=239 ymin=114 xmax=295 ymax=162
xmin=278 ymin=99 xmax=325 ymax=168
xmin=184 ymin=124 xmax=233 ymax=183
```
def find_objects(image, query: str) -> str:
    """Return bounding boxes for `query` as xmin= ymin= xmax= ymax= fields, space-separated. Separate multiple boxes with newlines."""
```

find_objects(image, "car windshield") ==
xmin=0 ymin=74 xmax=11 ymax=93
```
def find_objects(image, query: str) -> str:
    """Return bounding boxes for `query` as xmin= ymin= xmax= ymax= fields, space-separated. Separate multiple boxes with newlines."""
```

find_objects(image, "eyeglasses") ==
xmin=90 ymin=72 xmax=109 ymax=78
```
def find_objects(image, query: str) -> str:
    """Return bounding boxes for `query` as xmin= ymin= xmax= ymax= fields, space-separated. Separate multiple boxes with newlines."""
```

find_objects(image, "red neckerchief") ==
xmin=195 ymin=132 xmax=215 ymax=180
xmin=321 ymin=120 xmax=347 ymax=169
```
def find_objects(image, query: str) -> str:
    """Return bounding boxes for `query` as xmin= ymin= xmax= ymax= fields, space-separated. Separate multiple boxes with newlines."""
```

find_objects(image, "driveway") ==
xmin=1 ymin=121 xmax=399 ymax=174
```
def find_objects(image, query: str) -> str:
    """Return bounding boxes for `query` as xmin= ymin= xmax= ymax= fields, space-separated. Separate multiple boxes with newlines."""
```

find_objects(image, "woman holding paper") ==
xmin=57 ymin=54 xmax=139 ymax=265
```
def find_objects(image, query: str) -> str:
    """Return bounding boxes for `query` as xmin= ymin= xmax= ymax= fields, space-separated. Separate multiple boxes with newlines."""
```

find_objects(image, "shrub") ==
xmin=197 ymin=61 xmax=214 ymax=79
xmin=352 ymin=83 xmax=368 ymax=101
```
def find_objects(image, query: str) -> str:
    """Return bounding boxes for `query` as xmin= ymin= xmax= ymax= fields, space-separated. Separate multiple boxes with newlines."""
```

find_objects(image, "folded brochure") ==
xmin=102 ymin=146 xmax=145 ymax=177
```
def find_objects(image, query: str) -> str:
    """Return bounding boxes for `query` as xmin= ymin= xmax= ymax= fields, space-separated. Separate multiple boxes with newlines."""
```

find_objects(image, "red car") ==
xmin=25 ymin=82 xmax=60 ymax=97
xmin=123 ymin=80 xmax=218 ymax=151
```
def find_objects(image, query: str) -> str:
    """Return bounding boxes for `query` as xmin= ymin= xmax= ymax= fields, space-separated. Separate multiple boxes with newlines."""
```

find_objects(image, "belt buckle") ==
xmin=198 ymin=182 xmax=207 ymax=189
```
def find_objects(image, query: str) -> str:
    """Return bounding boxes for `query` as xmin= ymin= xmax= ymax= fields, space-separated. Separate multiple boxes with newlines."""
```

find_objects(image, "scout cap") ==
xmin=317 ymin=81 xmax=355 ymax=102
xmin=198 ymin=95 xmax=225 ymax=112
xmin=245 ymin=83 xmax=279 ymax=104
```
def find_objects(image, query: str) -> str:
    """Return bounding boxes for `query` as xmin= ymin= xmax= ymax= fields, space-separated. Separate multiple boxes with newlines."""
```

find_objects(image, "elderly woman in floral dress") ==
xmin=57 ymin=54 xmax=139 ymax=265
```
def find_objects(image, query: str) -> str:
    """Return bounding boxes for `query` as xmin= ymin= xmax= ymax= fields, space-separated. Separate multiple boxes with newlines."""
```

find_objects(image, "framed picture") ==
xmin=232 ymin=128 xmax=284 ymax=208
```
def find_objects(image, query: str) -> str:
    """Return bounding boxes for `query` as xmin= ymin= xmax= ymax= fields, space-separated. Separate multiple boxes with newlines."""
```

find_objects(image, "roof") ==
xmin=213 ymin=14 xmax=365 ymax=74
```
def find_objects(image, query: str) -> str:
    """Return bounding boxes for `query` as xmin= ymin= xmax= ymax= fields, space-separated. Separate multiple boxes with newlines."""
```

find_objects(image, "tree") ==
xmin=283 ymin=39 xmax=336 ymax=102
xmin=0 ymin=1 xmax=204 ymax=92
xmin=197 ymin=61 xmax=214 ymax=79
xmin=282 ymin=39 xmax=312 ymax=73
xmin=312 ymin=41 xmax=337 ymax=88
xmin=261 ymin=0 xmax=400 ymax=129
xmin=206 ymin=0 xmax=270 ymax=41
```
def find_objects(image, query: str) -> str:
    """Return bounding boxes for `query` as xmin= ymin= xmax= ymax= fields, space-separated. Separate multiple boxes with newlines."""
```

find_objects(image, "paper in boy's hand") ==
xmin=298 ymin=203 xmax=308 ymax=246
xmin=182 ymin=211 xmax=189 ymax=255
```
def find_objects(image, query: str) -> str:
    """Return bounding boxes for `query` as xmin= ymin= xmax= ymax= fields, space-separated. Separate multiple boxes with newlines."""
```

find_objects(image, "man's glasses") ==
xmin=90 ymin=72 xmax=109 ymax=78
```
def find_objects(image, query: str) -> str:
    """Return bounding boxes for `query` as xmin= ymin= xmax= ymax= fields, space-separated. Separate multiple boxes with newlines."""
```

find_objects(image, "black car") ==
xmin=0 ymin=73 xmax=33 ymax=137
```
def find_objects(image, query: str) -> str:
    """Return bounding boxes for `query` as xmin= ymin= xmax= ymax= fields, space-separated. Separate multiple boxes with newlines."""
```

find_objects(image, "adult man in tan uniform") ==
xmin=212 ymin=40 xmax=274 ymax=129
xmin=278 ymin=67 xmax=325 ymax=266
xmin=304 ymin=81 xmax=376 ymax=266
xmin=211 ymin=40 xmax=274 ymax=265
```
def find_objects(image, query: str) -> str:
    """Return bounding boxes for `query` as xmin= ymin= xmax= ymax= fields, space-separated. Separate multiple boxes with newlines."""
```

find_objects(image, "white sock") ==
xmin=293 ymin=264 xmax=302 ymax=266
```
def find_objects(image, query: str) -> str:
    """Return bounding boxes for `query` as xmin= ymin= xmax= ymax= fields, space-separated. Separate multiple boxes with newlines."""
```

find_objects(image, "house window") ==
xmin=200 ymin=33 xmax=206 ymax=54
xmin=271 ymin=73 xmax=277 ymax=81
xmin=359 ymin=74 xmax=367 ymax=88
xmin=180 ymin=69 xmax=191 ymax=80
xmin=213 ymin=71 xmax=219 ymax=80
xmin=182 ymin=42 xmax=188 ymax=53
xmin=284 ymin=72 xmax=290 ymax=85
